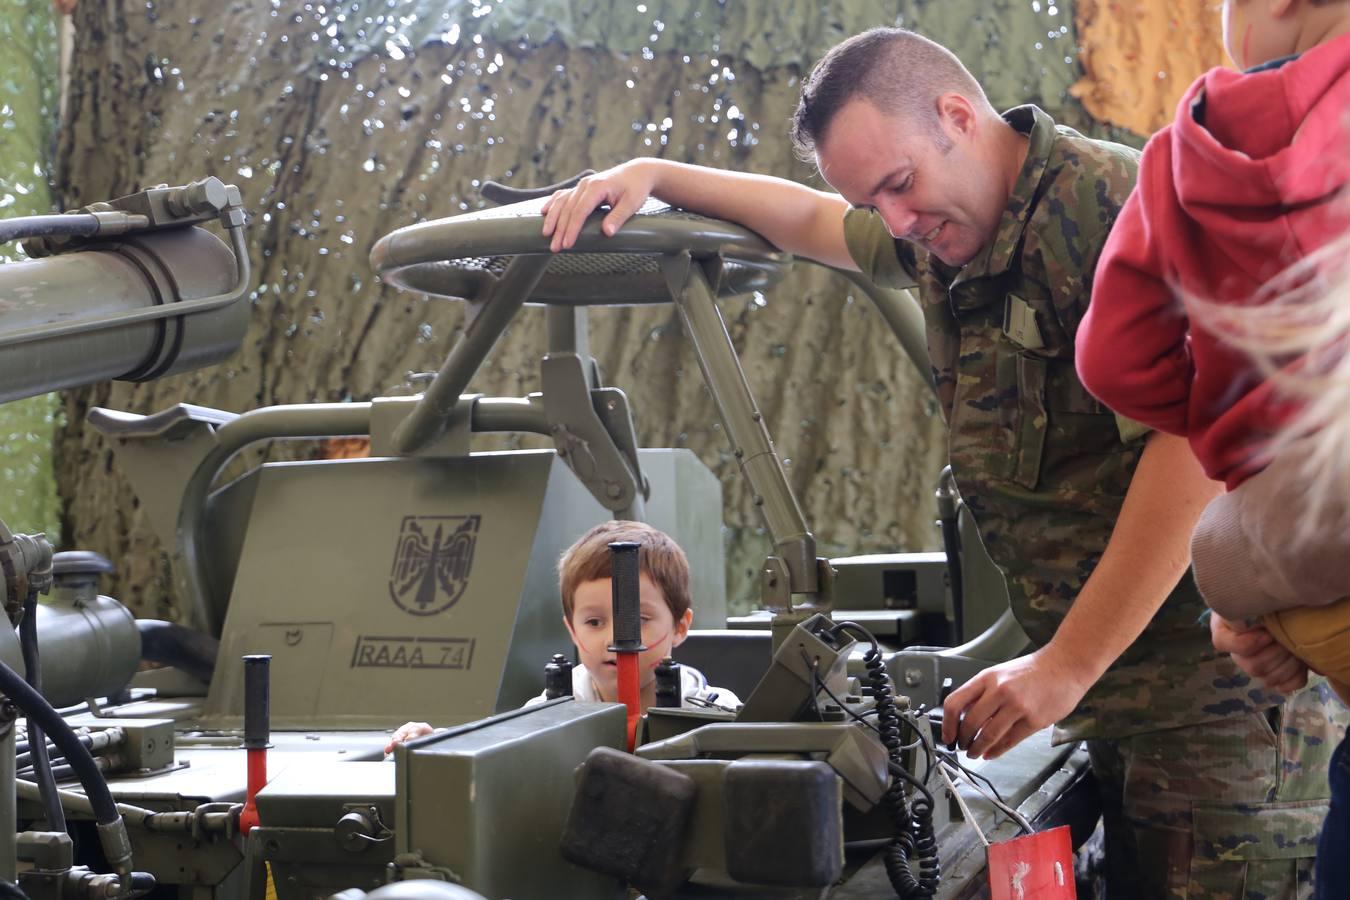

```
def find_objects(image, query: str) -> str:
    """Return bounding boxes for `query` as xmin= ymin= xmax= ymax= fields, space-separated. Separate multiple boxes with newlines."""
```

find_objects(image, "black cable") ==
xmin=935 ymin=747 xmax=1009 ymax=807
xmin=0 ymin=214 xmax=100 ymax=244
xmin=20 ymin=592 xmax=66 ymax=834
xmin=853 ymin=627 xmax=939 ymax=899
xmin=0 ymin=658 xmax=120 ymax=826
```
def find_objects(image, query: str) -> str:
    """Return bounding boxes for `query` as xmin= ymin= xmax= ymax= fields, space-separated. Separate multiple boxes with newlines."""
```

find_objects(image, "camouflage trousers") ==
xmin=1087 ymin=683 xmax=1348 ymax=899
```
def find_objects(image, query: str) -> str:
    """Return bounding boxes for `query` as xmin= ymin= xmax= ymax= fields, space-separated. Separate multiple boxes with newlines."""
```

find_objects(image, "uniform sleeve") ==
xmin=842 ymin=207 xmax=919 ymax=290
xmin=1075 ymin=135 xmax=1193 ymax=437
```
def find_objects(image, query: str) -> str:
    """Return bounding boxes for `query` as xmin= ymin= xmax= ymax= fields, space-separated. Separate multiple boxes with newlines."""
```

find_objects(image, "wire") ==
xmin=938 ymin=760 xmax=1034 ymax=836
xmin=934 ymin=747 xmax=1010 ymax=807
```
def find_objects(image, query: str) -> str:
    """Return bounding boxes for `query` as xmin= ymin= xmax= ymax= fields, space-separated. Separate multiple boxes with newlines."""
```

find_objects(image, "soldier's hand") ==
xmin=940 ymin=646 xmax=1093 ymax=761
xmin=540 ymin=161 xmax=659 ymax=252
xmin=383 ymin=721 xmax=436 ymax=754
xmin=1209 ymin=613 xmax=1308 ymax=694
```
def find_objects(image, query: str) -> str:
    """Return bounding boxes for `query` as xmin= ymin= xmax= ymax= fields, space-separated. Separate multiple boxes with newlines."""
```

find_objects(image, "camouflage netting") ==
xmin=55 ymin=0 xmax=1103 ymax=620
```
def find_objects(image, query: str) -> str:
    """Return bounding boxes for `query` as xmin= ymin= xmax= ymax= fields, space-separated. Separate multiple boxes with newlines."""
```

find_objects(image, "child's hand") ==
xmin=383 ymin=721 xmax=436 ymax=754
xmin=1209 ymin=613 xmax=1308 ymax=694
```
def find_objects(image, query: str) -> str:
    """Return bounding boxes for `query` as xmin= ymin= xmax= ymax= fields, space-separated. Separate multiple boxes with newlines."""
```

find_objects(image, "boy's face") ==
xmin=1221 ymin=0 xmax=1298 ymax=69
xmin=564 ymin=574 xmax=693 ymax=702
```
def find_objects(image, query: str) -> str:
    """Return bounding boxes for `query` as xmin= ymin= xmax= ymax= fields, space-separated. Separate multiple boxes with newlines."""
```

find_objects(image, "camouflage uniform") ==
xmin=843 ymin=105 xmax=1347 ymax=898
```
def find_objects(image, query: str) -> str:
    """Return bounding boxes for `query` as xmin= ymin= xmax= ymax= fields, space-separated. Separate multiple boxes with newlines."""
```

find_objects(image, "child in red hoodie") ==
xmin=1077 ymin=1 xmax=1350 ymax=489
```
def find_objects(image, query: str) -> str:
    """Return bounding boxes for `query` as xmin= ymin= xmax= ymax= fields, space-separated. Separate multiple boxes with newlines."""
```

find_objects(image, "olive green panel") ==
xmin=200 ymin=448 xmax=723 ymax=729
xmin=397 ymin=701 xmax=626 ymax=900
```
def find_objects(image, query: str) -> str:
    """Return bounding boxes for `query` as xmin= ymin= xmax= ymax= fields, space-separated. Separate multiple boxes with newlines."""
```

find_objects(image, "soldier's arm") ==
xmin=541 ymin=159 xmax=857 ymax=270
xmin=944 ymin=432 xmax=1222 ymax=759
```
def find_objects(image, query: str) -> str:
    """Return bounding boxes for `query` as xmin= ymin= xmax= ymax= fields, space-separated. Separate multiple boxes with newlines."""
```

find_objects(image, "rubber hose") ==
xmin=20 ymin=592 xmax=66 ymax=834
xmin=0 ymin=658 xmax=120 ymax=825
xmin=0 ymin=214 xmax=100 ymax=244
xmin=136 ymin=619 xmax=219 ymax=684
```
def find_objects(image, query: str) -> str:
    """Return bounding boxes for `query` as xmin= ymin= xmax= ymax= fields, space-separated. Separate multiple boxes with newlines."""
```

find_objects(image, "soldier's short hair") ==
xmin=558 ymin=520 xmax=692 ymax=622
xmin=790 ymin=27 xmax=990 ymax=159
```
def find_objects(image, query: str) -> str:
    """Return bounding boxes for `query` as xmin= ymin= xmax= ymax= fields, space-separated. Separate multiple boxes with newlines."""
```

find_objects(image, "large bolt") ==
xmin=904 ymin=668 xmax=923 ymax=687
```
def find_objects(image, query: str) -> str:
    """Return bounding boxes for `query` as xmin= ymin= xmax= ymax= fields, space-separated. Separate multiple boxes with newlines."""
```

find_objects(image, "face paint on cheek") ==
xmin=643 ymin=631 xmax=674 ymax=670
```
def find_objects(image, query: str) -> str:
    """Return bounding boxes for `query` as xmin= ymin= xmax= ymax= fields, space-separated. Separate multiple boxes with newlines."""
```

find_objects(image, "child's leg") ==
xmin=1263 ymin=601 xmax=1350 ymax=706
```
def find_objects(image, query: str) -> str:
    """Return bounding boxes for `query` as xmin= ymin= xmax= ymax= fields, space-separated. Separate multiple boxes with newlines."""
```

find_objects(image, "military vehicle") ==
xmin=0 ymin=173 xmax=1097 ymax=900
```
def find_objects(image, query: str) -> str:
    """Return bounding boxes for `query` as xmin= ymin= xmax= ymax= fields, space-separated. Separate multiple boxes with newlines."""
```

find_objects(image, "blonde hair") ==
xmin=557 ymin=521 xmax=691 ymax=622
xmin=1185 ymin=232 xmax=1350 ymax=528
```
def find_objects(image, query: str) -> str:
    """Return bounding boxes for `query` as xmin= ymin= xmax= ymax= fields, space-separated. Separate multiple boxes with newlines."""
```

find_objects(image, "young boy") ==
xmin=1076 ymin=1 xmax=1350 ymax=696
xmin=385 ymin=521 xmax=739 ymax=751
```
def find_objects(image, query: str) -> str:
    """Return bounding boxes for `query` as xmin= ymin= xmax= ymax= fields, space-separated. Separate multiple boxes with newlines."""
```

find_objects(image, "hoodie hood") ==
xmin=1171 ymin=32 xmax=1350 ymax=262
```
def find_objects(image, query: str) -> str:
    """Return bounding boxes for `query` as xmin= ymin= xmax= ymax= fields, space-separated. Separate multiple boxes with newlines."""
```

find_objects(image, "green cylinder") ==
xmin=0 ymin=225 xmax=247 ymax=403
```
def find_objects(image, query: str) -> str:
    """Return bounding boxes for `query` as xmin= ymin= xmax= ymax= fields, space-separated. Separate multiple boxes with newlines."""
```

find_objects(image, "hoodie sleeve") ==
xmin=1075 ymin=132 xmax=1194 ymax=436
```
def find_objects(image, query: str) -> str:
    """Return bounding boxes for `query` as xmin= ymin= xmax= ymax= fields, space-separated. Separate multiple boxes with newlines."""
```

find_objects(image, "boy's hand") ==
xmin=1209 ymin=613 xmax=1308 ymax=694
xmin=541 ymin=161 xmax=659 ymax=252
xmin=383 ymin=721 xmax=436 ymax=754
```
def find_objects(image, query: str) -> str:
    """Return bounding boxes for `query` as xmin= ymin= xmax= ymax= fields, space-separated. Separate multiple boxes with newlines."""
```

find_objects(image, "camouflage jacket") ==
xmin=843 ymin=105 xmax=1280 ymax=741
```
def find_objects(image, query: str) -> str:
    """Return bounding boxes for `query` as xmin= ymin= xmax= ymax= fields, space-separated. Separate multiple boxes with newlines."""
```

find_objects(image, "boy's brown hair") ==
xmin=558 ymin=521 xmax=692 ymax=622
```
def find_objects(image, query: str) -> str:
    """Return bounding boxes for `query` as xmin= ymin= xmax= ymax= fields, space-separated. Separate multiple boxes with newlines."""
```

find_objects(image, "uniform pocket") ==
xmin=1188 ymin=799 xmax=1326 ymax=898
xmin=994 ymin=349 xmax=1048 ymax=491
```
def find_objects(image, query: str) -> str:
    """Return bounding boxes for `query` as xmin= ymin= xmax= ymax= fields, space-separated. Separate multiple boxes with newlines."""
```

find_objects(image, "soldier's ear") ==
xmin=935 ymin=93 xmax=976 ymax=142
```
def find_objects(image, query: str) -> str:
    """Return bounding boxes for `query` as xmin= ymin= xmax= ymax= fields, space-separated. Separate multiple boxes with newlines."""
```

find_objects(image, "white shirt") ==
xmin=526 ymin=662 xmax=740 ymax=712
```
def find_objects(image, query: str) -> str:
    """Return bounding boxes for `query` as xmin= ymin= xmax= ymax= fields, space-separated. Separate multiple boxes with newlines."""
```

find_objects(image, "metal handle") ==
xmin=480 ymin=170 xmax=596 ymax=206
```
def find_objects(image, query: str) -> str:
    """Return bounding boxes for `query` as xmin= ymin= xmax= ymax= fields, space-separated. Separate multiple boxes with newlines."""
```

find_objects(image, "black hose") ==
xmin=0 ymin=214 xmax=100 ymax=244
xmin=135 ymin=619 xmax=219 ymax=684
xmin=20 ymin=592 xmax=66 ymax=834
xmin=0 ymin=657 xmax=120 ymax=826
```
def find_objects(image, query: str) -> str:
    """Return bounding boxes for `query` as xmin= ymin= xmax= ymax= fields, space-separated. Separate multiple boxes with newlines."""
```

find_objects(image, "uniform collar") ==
xmin=951 ymin=105 xmax=1055 ymax=291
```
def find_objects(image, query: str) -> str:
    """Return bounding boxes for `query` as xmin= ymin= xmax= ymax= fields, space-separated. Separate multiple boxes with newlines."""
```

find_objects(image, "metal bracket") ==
xmin=388 ymin=850 xmax=463 ymax=884
xmin=541 ymin=354 xmax=646 ymax=518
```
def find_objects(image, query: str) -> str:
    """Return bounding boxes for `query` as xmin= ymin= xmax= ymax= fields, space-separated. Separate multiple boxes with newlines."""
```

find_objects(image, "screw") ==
xmin=904 ymin=668 xmax=923 ymax=687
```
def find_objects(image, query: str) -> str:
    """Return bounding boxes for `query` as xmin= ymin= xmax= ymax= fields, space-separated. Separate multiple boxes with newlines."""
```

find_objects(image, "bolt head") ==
xmin=903 ymin=668 xmax=923 ymax=687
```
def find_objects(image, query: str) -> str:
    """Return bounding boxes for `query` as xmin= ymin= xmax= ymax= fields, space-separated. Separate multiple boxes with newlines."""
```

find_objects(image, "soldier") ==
xmin=540 ymin=27 xmax=1345 ymax=898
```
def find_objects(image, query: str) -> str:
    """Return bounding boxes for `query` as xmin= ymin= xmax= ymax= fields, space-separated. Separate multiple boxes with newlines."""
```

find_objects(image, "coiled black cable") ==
xmin=831 ymin=621 xmax=940 ymax=899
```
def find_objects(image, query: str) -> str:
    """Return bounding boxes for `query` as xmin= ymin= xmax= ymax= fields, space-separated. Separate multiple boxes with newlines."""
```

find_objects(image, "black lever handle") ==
xmin=480 ymin=170 xmax=597 ymax=206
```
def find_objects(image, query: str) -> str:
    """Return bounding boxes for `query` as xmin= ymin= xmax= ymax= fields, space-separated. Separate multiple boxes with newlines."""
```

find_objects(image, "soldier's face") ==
xmin=816 ymin=97 xmax=1007 ymax=267
xmin=564 ymin=575 xmax=692 ymax=704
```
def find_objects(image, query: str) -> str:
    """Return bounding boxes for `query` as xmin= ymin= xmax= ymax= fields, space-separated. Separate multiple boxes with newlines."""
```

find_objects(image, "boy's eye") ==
xmin=583 ymin=618 xmax=604 ymax=628
xmin=891 ymin=174 xmax=914 ymax=194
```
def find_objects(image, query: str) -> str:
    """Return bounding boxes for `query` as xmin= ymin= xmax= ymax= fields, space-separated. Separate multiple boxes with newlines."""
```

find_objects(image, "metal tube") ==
xmin=0 ymin=221 xmax=250 ymax=350
xmin=545 ymin=306 xmax=590 ymax=358
xmin=392 ymin=254 xmax=551 ymax=454
xmin=176 ymin=403 xmax=374 ymax=635
xmin=469 ymin=395 xmax=549 ymax=435
xmin=666 ymin=257 xmax=818 ymax=594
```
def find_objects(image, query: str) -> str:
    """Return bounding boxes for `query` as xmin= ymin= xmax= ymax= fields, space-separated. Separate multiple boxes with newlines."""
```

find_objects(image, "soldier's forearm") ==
xmin=636 ymin=159 xmax=857 ymax=269
xmin=1044 ymin=432 xmax=1223 ymax=680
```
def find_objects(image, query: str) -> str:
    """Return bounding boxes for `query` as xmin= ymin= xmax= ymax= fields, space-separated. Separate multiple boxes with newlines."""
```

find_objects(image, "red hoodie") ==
xmin=1076 ymin=34 xmax=1350 ymax=488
